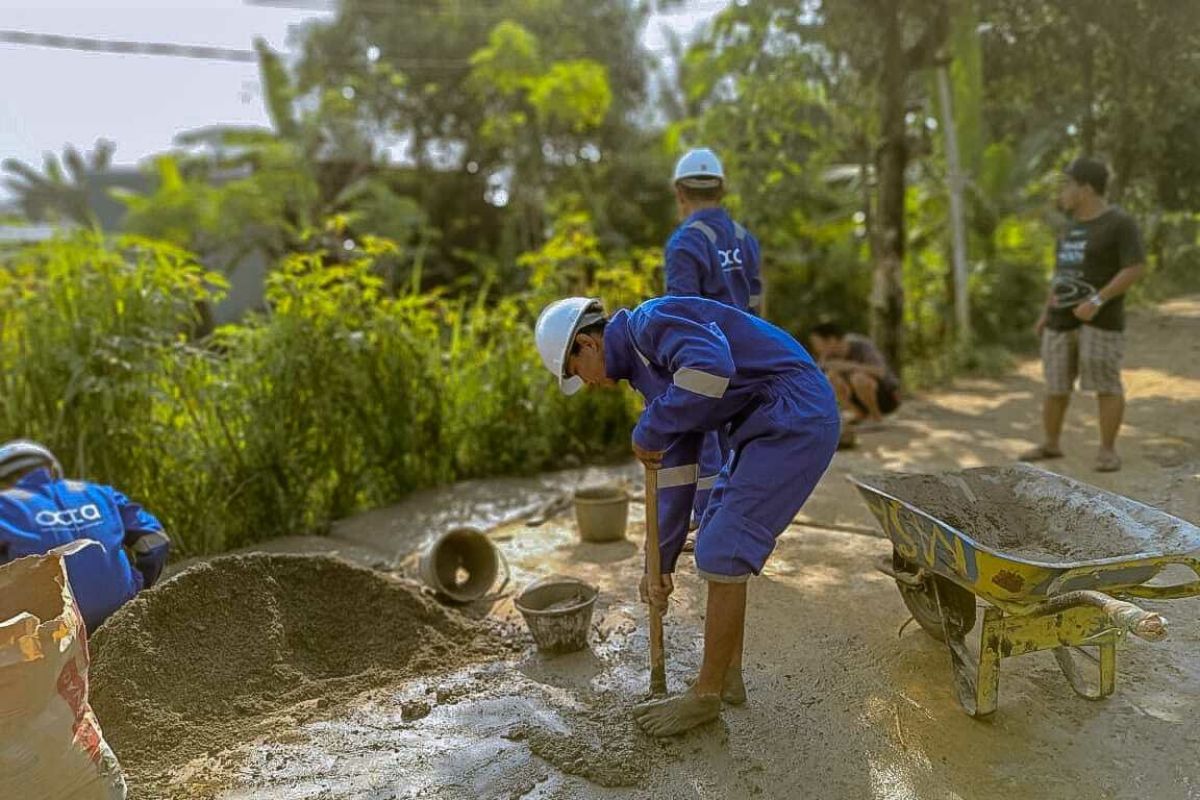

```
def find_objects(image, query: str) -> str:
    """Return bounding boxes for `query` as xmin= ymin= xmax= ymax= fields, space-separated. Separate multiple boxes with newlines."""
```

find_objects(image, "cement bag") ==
xmin=0 ymin=542 xmax=127 ymax=800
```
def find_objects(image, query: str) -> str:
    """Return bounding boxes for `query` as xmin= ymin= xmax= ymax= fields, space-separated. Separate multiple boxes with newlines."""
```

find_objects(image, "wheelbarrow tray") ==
xmin=850 ymin=464 xmax=1200 ymax=608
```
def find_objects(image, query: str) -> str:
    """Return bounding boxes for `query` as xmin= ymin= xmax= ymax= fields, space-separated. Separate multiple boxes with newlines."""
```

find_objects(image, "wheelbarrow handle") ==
xmin=1100 ymin=596 xmax=1168 ymax=641
xmin=1030 ymin=590 xmax=1168 ymax=642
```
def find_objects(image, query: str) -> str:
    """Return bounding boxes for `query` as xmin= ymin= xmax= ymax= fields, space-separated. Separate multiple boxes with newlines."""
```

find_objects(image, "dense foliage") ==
xmin=0 ymin=231 xmax=642 ymax=554
xmin=2 ymin=0 xmax=1198 ymax=553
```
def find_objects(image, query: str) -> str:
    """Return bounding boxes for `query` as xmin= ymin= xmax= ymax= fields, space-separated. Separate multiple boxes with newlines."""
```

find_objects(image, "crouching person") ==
xmin=0 ymin=440 xmax=170 ymax=631
xmin=534 ymin=296 xmax=840 ymax=736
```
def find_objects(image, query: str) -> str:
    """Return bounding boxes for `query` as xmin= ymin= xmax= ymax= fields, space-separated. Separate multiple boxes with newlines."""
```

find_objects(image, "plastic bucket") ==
xmin=515 ymin=576 xmax=598 ymax=655
xmin=418 ymin=527 xmax=508 ymax=603
xmin=573 ymin=485 xmax=629 ymax=543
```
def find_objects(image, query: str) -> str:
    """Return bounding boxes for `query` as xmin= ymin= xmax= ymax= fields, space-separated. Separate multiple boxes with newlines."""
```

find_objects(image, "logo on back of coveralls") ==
xmin=36 ymin=505 xmax=102 ymax=528
xmin=718 ymin=248 xmax=744 ymax=269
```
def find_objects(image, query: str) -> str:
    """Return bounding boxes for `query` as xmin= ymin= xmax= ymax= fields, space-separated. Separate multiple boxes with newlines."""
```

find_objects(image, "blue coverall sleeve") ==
xmin=630 ymin=311 xmax=736 ymax=454
xmin=653 ymin=432 xmax=703 ymax=575
xmin=113 ymin=489 xmax=170 ymax=589
xmin=664 ymin=234 xmax=704 ymax=297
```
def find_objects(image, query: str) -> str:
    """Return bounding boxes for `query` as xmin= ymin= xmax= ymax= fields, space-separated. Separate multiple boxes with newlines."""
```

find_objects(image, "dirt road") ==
xmin=125 ymin=298 xmax=1200 ymax=800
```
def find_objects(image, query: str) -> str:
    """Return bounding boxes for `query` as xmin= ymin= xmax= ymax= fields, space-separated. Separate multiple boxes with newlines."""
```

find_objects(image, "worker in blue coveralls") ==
xmin=534 ymin=295 xmax=840 ymax=736
xmin=664 ymin=148 xmax=763 ymax=536
xmin=0 ymin=440 xmax=170 ymax=631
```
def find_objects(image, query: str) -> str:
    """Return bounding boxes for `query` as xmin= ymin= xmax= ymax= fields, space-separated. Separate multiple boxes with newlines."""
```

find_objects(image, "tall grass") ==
xmin=0 ymin=233 xmax=637 ymax=555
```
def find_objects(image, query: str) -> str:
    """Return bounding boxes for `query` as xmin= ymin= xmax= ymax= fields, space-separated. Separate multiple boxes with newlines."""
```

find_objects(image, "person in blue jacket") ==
xmin=665 ymin=148 xmax=764 ymax=531
xmin=534 ymin=296 xmax=840 ymax=737
xmin=0 ymin=440 xmax=170 ymax=631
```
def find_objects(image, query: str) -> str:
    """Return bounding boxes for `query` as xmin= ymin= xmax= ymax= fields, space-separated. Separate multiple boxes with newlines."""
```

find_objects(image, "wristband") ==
xmin=1088 ymin=294 xmax=1105 ymax=308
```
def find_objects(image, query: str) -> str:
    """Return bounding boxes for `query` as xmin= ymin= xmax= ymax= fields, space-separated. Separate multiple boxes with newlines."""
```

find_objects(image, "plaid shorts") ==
xmin=1042 ymin=326 xmax=1125 ymax=395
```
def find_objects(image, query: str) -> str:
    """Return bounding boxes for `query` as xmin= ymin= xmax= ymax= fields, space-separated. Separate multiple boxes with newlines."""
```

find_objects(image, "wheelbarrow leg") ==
xmin=936 ymin=582 xmax=999 ymax=718
xmin=1053 ymin=639 xmax=1118 ymax=700
xmin=1099 ymin=639 xmax=1117 ymax=697
xmin=975 ymin=608 xmax=1003 ymax=716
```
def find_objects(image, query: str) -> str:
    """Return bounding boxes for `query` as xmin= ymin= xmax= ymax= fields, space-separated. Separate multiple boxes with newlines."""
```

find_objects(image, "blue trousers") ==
xmin=694 ymin=377 xmax=840 ymax=581
xmin=692 ymin=427 xmax=729 ymax=525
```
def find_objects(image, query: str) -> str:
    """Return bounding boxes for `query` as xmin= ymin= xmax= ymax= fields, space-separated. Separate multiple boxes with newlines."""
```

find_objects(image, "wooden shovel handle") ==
xmin=644 ymin=466 xmax=667 ymax=696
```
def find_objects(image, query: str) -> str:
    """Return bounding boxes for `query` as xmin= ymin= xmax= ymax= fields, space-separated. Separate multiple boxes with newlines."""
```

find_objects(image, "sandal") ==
xmin=1019 ymin=445 xmax=1064 ymax=462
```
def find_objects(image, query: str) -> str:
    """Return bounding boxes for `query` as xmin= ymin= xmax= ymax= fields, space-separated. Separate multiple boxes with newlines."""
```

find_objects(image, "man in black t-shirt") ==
xmin=1021 ymin=157 xmax=1146 ymax=472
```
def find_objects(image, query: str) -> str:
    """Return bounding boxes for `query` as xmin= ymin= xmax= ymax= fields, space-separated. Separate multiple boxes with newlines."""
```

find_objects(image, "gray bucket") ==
xmin=573 ymin=484 xmax=630 ymax=542
xmin=418 ymin=527 xmax=509 ymax=603
xmin=515 ymin=576 xmax=598 ymax=655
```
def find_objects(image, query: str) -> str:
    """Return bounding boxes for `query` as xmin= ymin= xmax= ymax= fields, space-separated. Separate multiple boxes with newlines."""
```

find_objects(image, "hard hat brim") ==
xmin=674 ymin=175 xmax=724 ymax=188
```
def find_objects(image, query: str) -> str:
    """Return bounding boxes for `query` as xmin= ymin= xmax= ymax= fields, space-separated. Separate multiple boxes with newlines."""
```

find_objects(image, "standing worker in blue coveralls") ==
xmin=0 ymin=440 xmax=170 ymax=631
xmin=664 ymin=148 xmax=763 ymax=534
xmin=534 ymin=295 xmax=840 ymax=736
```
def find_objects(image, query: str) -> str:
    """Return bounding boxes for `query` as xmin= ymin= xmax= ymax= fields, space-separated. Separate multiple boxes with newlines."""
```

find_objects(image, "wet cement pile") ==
xmin=513 ymin=696 xmax=653 ymax=787
xmin=88 ymin=553 xmax=509 ymax=780
xmin=867 ymin=466 xmax=1200 ymax=562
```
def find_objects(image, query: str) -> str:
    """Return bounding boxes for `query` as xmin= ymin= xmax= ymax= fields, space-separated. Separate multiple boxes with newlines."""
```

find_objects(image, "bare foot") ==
xmin=1019 ymin=444 xmax=1064 ymax=462
xmin=722 ymin=665 xmax=746 ymax=706
xmin=632 ymin=689 xmax=721 ymax=737
xmin=1095 ymin=449 xmax=1121 ymax=472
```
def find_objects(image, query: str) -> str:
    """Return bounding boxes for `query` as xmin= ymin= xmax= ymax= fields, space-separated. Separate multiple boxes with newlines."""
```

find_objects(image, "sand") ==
xmin=88 ymin=554 xmax=509 ymax=784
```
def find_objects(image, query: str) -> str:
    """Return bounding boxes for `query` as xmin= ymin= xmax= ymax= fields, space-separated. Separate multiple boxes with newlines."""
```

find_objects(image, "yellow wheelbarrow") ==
xmin=850 ymin=464 xmax=1200 ymax=718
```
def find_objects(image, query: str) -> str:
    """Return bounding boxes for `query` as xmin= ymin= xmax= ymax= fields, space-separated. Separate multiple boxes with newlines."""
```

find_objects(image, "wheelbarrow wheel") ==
xmin=893 ymin=552 xmax=976 ymax=642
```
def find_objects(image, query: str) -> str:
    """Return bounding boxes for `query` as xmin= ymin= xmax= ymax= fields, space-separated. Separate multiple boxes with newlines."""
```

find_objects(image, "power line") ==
xmin=0 ymin=27 xmax=682 ymax=68
xmin=0 ymin=30 xmax=482 ymax=69
xmin=0 ymin=30 xmax=259 ymax=63
xmin=244 ymin=0 xmax=340 ymax=8
xmin=244 ymin=0 xmax=733 ymax=22
xmin=246 ymin=0 xmax=403 ymax=10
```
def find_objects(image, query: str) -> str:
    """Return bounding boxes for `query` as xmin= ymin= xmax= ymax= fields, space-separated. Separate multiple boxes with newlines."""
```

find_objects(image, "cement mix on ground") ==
xmin=89 ymin=554 xmax=511 ymax=788
xmin=862 ymin=465 xmax=1200 ymax=563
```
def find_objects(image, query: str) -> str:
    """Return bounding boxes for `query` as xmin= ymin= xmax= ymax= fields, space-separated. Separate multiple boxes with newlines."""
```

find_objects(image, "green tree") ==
xmin=293 ymin=0 xmax=664 ymax=264
xmin=815 ymin=0 xmax=949 ymax=371
xmin=467 ymin=20 xmax=613 ymax=250
xmin=979 ymin=0 xmax=1200 ymax=208
xmin=2 ymin=139 xmax=115 ymax=227
xmin=119 ymin=39 xmax=428 ymax=279
xmin=677 ymin=0 xmax=950 ymax=364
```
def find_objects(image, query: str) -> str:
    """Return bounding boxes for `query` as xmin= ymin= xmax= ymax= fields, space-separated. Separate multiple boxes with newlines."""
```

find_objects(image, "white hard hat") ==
xmin=0 ymin=439 xmax=62 ymax=482
xmin=534 ymin=297 xmax=605 ymax=396
xmin=673 ymin=147 xmax=725 ymax=186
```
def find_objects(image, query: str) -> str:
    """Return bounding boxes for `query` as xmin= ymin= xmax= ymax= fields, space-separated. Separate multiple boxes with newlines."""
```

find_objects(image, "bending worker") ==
xmin=0 ymin=440 xmax=170 ymax=631
xmin=665 ymin=148 xmax=763 ymax=528
xmin=534 ymin=295 xmax=839 ymax=737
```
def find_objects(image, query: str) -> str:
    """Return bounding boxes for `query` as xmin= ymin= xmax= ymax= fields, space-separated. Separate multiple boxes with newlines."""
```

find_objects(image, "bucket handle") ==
xmin=493 ymin=544 xmax=511 ymax=596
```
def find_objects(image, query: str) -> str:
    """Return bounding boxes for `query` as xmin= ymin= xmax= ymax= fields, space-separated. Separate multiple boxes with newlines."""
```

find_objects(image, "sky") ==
xmin=0 ymin=0 xmax=727 ymax=186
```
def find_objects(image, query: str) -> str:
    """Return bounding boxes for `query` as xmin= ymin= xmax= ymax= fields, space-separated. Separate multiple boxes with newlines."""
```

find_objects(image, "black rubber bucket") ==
xmin=515 ymin=576 xmax=598 ymax=655
xmin=418 ymin=527 xmax=507 ymax=603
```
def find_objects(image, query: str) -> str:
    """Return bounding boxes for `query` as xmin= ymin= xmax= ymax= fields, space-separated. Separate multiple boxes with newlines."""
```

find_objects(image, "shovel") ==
xmin=644 ymin=465 xmax=668 ymax=696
